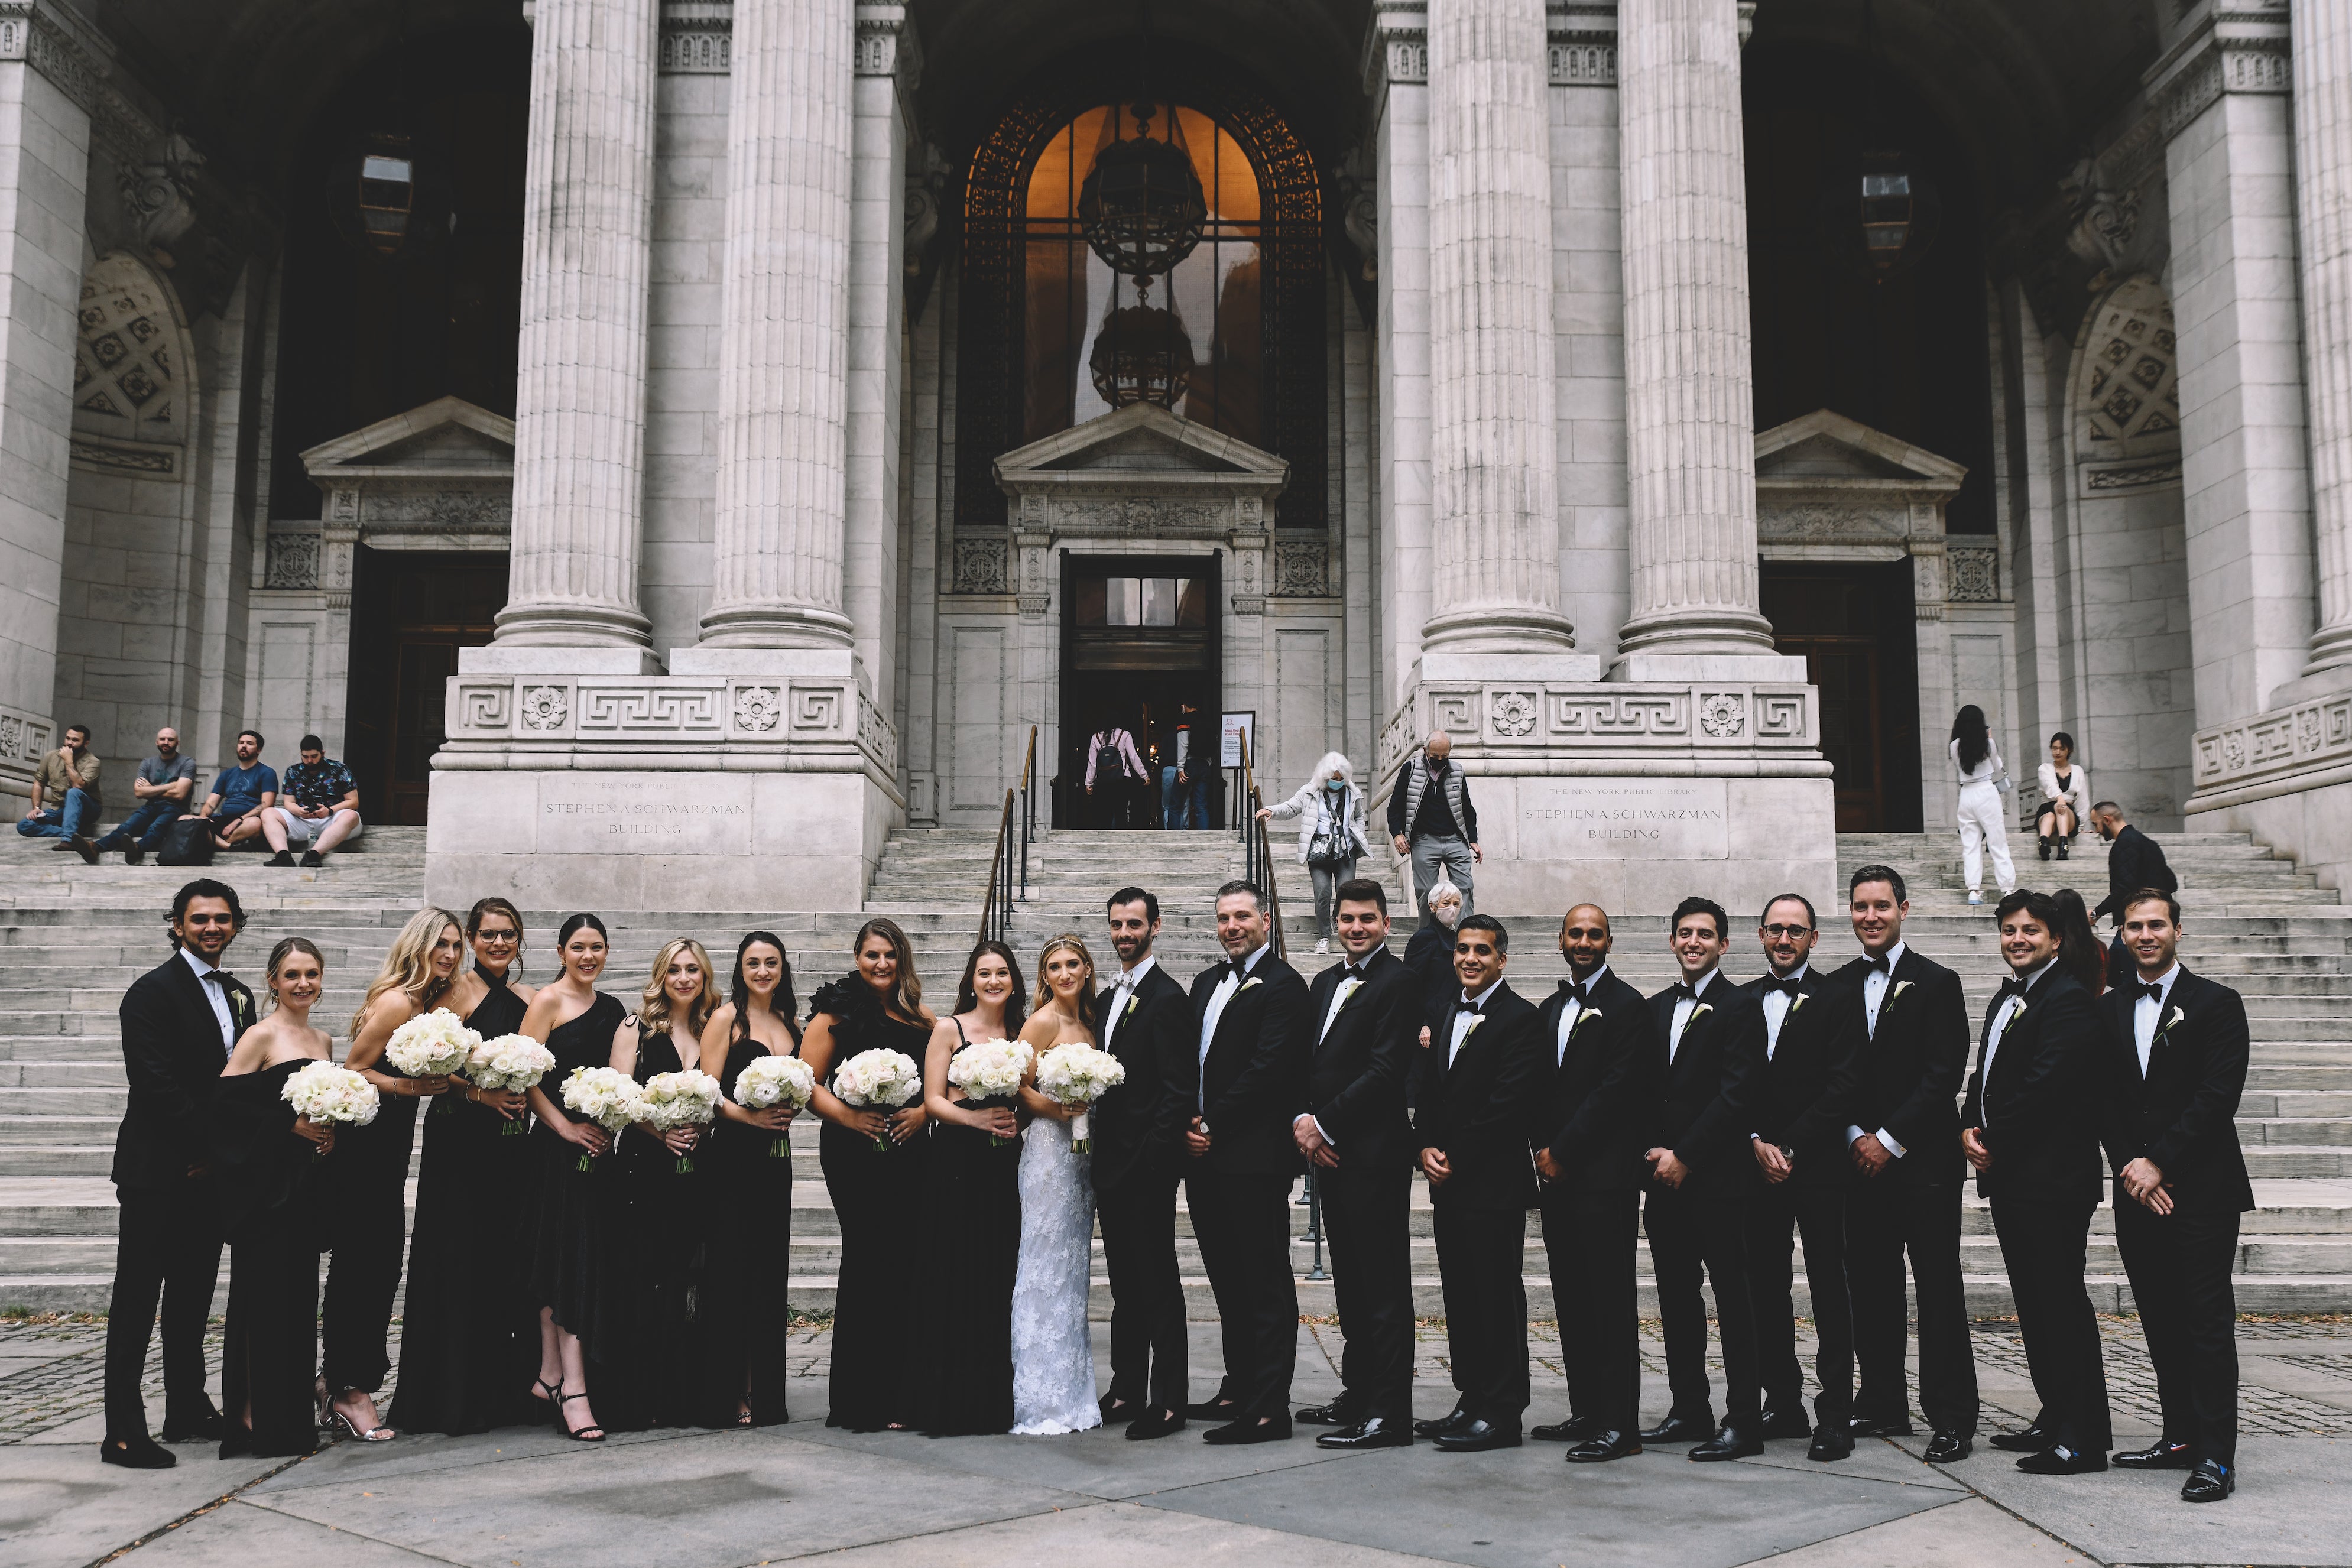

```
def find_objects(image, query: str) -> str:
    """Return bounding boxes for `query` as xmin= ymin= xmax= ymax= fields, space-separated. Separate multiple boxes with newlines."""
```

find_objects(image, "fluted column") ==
xmin=696 ymin=0 xmax=857 ymax=648
xmin=1613 ymin=0 xmax=1775 ymax=658
xmin=494 ymin=0 xmax=657 ymax=650
xmin=2298 ymin=0 xmax=2352 ymax=679
xmin=1419 ymin=0 xmax=1575 ymax=655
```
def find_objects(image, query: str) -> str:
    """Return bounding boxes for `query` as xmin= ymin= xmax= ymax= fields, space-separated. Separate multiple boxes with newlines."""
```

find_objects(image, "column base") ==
xmin=1418 ymin=604 xmax=1578 ymax=656
xmin=1612 ymin=606 xmax=1780 ymax=663
xmin=490 ymin=602 xmax=654 ymax=651
xmin=694 ymin=604 xmax=857 ymax=650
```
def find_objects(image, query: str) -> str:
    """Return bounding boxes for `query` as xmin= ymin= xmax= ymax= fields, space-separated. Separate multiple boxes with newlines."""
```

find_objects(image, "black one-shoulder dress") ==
xmin=320 ymin=1028 xmax=421 ymax=1401
xmin=592 ymin=1025 xmax=706 ymax=1432
xmin=529 ymin=991 xmax=627 ymax=1347
xmin=390 ymin=972 xmax=538 ymax=1433
xmin=697 ymin=1027 xmax=800 ymax=1426
xmin=213 ymin=1060 xmax=325 ymax=1459
xmin=815 ymin=978 xmax=934 ymax=1431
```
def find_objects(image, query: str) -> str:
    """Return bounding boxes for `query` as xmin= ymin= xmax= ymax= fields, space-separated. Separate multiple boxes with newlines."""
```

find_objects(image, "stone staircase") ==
xmin=2 ymin=822 xmax=2347 ymax=1322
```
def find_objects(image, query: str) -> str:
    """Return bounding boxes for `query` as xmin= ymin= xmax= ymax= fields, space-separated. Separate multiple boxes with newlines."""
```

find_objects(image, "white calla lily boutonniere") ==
xmin=1238 ymin=976 xmax=1263 ymax=994
xmin=230 ymin=989 xmax=249 ymax=1021
xmin=1336 ymin=976 xmax=1365 ymax=1009
xmin=1461 ymin=1014 xmax=1485 ymax=1040
xmin=1787 ymin=992 xmax=1808 ymax=1015
xmin=1123 ymin=992 xmax=1141 ymax=1020
xmin=1689 ymin=1002 xmax=1713 ymax=1022
xmin=2155 ymin=1004 xmax=2186 ymax=1046
xmin=1572 ymin=1005 xmax=1604 ymax=1033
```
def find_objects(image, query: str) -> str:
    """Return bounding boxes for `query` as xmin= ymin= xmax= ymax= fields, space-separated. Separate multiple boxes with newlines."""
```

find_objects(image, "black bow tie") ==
xmin=1761 ymin=975 xmax=1802 ymax=996
xmin=2136 ymin=981 xmax=2166 ymax=1003
xmin=1218 ymin=960 xmax=1247 ymax=983
xmin=1558 ymin=979 xmax=1591 ymax=1007
xmin=1456 ymin=999 xmax=1483 ymax=1016
xmin=1999 ymin=976 xmax=2032 ymax=1002
xmin=1864 ymin=953 xmax=1893 ymax=974
xmin=1674 ymin=982 xmax=1706 ymax=1002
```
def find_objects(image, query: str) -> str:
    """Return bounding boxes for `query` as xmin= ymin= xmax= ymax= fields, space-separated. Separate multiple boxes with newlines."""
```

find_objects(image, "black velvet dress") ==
xmin=914 ymin=1018 xmax=1022 ymax=1436
xmin=388 ymin=973 xmax=538 ymax=1434
xmin=592 ymin=1025 xmax=706 ymax=1431
xmin=213 ymin=1060 xmax=324 ymax=1459
xmin=814 ymin=978 xmax=934 ymax=1431
xmin=320 ymin=1024 xmax=423 ymax=1399
xmin=697 ymin=1028 xmax=800 ymax=1427
xmin=529 ymin=992 xmax=627 ymax=1348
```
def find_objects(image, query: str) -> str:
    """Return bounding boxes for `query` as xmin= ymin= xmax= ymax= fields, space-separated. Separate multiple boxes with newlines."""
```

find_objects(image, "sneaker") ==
xmin=1967 ymin=891 xmax=1983 ymax=905
xmin=266 ymin=852 xmax=296 ymax=868
xmin=1315 ymin=938 xmax=1331 ymax=955
xmin=300 ymin=850 xmax=325 ymax=868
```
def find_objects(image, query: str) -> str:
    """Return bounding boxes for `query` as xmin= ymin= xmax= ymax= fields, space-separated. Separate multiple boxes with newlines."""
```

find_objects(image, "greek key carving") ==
xmin=578 ymin=687 xmax=719 ymax=734
xmin=793 ymin=689 xmax=843 ymax=733
xmin=459 ymin=684 xmax=512 ymax=731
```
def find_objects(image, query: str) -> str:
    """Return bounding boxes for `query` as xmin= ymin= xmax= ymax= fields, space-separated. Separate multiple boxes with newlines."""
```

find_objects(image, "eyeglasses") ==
xmin=1760 ymin=924 xmax=1814 ymax=939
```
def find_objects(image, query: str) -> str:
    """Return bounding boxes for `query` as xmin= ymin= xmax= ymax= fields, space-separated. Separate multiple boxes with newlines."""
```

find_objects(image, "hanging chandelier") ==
xmin=1089 ymin=279 xmax=1195 ymax=410
xmin=1076 ymin=101 xmax=1208 ymax=278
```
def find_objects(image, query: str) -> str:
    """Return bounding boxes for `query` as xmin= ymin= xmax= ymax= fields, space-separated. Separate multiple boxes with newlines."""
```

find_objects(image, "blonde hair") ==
xmin=351 ymin=906 xmax=460 ymax=1040
xmin=1033 ymin=934 xmax=1097 ymax=1013
xmin=264 ymin=937 xmax=323 ymax=1014
xmin=640 ymin=937 xmax=718 ymax=1039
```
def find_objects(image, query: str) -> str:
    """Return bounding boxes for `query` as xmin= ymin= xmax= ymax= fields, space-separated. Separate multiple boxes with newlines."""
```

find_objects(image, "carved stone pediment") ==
xmin=1754 ymin=408 xmax=1982 ymax=613
xmin=300 ymin=395 xmax=515 ymax=550
xmin=995 ymin=401 xmax=1290 ymax=485
xmin=1756 ymin=408 xmax=1967 ymax=495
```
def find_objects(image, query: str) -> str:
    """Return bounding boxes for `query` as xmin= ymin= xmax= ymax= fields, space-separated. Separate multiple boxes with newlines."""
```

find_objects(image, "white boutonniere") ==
xmin=230 ymin=990 xmax=249 ymax=1020
xmin=1123 ymin=993 xmax=1140 ymax=1020
xmin=1336 ymin=977 xmax=1365 ymax=1009
xmin=1787 ymin=993 xmax=1808 ymax=1015
xmin=1690 ymin=1002 xmax=1713 ymax=1021
xmin=2154 ymin=1004 xmax=2185 ymax=1046
xmin=1890 ymin=980 xmax=1912 ymax=1003
xmin=1571 ymin=1006 xmax=1604 ymax=1033
xmin=1462 ymin=1015 xmax=1485 ymax=1040
xmin=1239 ymin=976 xmax=1262 ymax=994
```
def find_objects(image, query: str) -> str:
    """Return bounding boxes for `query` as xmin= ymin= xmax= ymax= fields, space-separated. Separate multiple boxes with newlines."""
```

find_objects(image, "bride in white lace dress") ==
xmin=1008 ymin=936 xmax=1102 ymax=1434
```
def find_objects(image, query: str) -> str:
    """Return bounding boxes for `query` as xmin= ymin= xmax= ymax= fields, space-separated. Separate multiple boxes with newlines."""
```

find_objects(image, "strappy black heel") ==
xmin=557 ymin=1390 xmax=605 ymax=1442
xmin=531 ymin=1376 xmax=562 ymax=1425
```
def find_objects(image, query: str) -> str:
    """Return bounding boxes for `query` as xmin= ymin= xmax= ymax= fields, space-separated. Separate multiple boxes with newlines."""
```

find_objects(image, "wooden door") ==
xmin=1761 ymin=563 xmax=1922 ymax=832
xmin=346 ymin=548 xmax=506 ymax=826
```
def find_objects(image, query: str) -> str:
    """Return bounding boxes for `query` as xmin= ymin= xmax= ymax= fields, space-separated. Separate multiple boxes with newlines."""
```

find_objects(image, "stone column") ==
xmin=1365 ymin=1 xmax=1432 ymax=708
xmin=492 ymin=0 xmax=659 ymax=657
xmin=1419 ymin=0 xmax=1576 ymax=657
xmin=0 ymin=2 xmax=102 ymax=798
xmin=695 ymin=0 xmax=857 ymax=649
xmin=1612 ymin=0 xmax=1776 ymax=663
xmin=2295 ymin=0 xmax=2352 ymax=680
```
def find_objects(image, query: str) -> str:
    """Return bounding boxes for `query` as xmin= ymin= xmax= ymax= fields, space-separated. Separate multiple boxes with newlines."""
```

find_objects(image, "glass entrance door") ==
xmin=1057 ymin=554 xmax=1221 ymax=829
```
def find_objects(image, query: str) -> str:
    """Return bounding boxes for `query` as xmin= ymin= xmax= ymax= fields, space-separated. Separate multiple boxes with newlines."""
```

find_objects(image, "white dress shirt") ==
xmin=180 ymin=946 xmax=236 ymax=1055
xmin=1198 ymin=943 xmax=1269 ymax=1113
xmin=1300 ymin=955 xmax=1373 ymax=1145
xmin=1759 ymin=963 xmax=1808 ymax=1060
xmin=1447 ymin=978 xmax=1503 ymax=1066
xmin=2131 ymin=962 xmax=2180 ymax=1077
xmin=1980 ymin=957 xmax=2059 ymax=1125
xmin=1848 ymin=942 xmax=1909 ymax=1158
xmin=1099 ymin=955 xmax=1157 ymax=1057
xmin=1667 ymin=969 xmax=1720 ymax=1064
xmin=1553 ymin=963 xmax=1610 ymax=1065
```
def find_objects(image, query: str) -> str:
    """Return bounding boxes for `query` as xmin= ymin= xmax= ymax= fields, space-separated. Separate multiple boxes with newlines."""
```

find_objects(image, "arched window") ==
xmin=1020 ymin=102 xmax=1264 ymax=444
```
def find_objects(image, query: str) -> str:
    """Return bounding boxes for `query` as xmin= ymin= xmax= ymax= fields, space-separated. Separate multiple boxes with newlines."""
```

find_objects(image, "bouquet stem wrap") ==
xmin=1034 ymin=1041 xmax=1125 ymax=1154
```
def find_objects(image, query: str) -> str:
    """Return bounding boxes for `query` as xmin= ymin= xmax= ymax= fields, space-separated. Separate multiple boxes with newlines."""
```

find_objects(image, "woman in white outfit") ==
xmin=1949 ymin=705 xmax=2016 ymax=904
xmin=1257 ymin=751 xmax=1373 ymax=954
xmin=1008 ymin=935 xmax=1101 ymax=1434
xmin=2033 ymin=731 xmax=2090 ymax=862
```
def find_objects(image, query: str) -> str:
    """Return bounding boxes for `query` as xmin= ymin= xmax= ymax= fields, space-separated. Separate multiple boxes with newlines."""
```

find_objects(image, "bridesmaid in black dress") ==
xmin=696 ymin=931 xmax=803 ymax=1427
xmin=914 ymin=940 xmax=1027 ymax=1435
xmin=593 ymin=937 xmax=716 ymax=1432
xmin=388 ymin=897 xmax=540 ymax=1435
xmin=803 ymin=917 xmax=933 ymax=1431
xmin=214 ymin=938 xmax=336 ymax=1459
xmin=326 ymin=905 xmax=463 ymax=1443
xmin=521 ymin=913 xmax=625 ymax=1442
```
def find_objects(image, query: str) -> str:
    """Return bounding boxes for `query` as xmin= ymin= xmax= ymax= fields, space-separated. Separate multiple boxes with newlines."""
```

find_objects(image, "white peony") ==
xmin=466 ymin=1034 xmax=558 ymax=1093
xmin=830 ymin=1047 xmax=922 ymax=1153
xmin=948 ymin=1037 xmax=1032 ymax=1146
xmin=281 ymin=1061 xmax=381 ymax=1144
xmin=640 ymin=1067 xmax=722 ymax=1173
xmin=735 ymin=1053 xmax=815 ymax=1111
xmin=1034 ymin=1040 xmax=1126 ymax=1151
xmin=385 ymin=1007 xmax=478 ymax=1077
xmin=560 ymin=1066 xmax=647 ymax=1170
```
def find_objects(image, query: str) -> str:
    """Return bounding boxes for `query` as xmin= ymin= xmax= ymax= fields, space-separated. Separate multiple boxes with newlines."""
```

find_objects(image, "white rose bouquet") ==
xmin=386 ymin=1008 xmax=479 ymax=1116
xmin=280 ymin=1061 xmax=379 ymax=1157
xmin=735 ymin=1054 xmax=816 ymax=1158
xmin=1033 ymin=1040 xmax=1127 ymax=1153
xmin=466 ymin=1034 xmax=559 ymax=1134
xmin=639 ymin=1068 xmax=722 ymax=1173
xmin=946 ymin=1038 xmax=1032 ymax=1147
xmin=831 ymin=1047 xmax=923 ymax=1153
xmin=560 ymin=1065 xmax=645 ymax=1171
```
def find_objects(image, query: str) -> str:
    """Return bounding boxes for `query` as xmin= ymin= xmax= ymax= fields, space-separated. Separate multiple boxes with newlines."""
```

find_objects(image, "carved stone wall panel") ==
xmin=264 ymin=530 xmax=320 ymax=589
xmin=578 ymin=685 xmax=721 ymax=734
xmin=1270 ymin=539 xmax=1331 ymax=596
xmin=438 ymin=673 xmax=898 ymax=775
xmin=2193 ymin=693 xmax=2352 ymax=793
xmin=1947 ymin=542 xmax=2000 ymax=602
xmin=950 ymin=537 xmax=1008 ymax=593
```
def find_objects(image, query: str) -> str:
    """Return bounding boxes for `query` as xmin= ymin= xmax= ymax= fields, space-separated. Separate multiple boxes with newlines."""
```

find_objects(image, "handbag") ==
xmin=157 ymin=816 xmax=214 ymax=867
xmin=1306 ymin=830 xmax=1347 ymax=870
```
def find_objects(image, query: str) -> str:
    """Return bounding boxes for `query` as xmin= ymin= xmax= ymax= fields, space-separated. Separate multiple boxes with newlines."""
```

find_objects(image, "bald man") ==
xmin=1526 ymin=904 xmax=1659 ymax=1462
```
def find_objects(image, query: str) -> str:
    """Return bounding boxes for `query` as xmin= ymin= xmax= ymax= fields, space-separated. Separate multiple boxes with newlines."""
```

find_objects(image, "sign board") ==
xmin=1219 ymin=711 xmax=1255 ymax=769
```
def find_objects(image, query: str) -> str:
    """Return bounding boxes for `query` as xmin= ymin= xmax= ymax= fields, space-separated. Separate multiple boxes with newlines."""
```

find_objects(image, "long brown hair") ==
xmin=954 ymin=939 xmax=1026 ymax=1036
xmin=853 ymin=917 xmax=923 ymax=1020
xmin=1032 ymin=934 xmax=1097 ymax=1014
xmin=465 ymin=896 xmax=526 ymax=976
xmin=640 ymin=937 xmax=719 ymax=1040
xmin=264 ymin=937 xmax=323 ymax=1014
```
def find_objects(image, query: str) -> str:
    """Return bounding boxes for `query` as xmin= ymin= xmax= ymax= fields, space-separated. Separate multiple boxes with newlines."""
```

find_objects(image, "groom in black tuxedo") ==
xmin=2099 ymin=891 xmax=2253 ymax=1503
xmin=102 ymin=879 xmax=252 ymax=1469
xmin=1290 ymin=878 xmax=1418 ymax=1450
xmin=1092 ymin=887 xmax=1197 ymax=1439
xmin=1184 ymin=879 xmax=1312 ymax=1443
xmin=1412 ymin=914 xmax=1543 ymax=1452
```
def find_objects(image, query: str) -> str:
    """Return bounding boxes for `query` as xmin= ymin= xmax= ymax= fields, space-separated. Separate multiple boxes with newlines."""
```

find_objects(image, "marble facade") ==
xmin=0 ymin=0 xmax=2347 ymax=916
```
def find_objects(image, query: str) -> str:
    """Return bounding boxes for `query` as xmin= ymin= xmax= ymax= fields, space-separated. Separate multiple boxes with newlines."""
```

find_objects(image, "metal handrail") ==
xmin=1235 ymin=729 xmax=1287 ymax=962
xmin=979 ymin=725 xmax=1041 ymax=945
xmin=1017 ymin=724 xmax=1037 ymax=900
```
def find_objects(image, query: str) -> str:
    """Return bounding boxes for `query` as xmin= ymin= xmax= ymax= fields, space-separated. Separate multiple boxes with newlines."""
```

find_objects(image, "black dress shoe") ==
xmin=2016 ymin=1443 xmax=2106 ymax=1475
xmin=1185 ymin=1395 xmax=1242 ymax=1421
xmin=72 ymin=836 xmax=98 ymax=864
xmin=1847 ymin=1414 xmax=1915 ymax=1439
xmin=1689 ymin=1422 xmax=1763 ymax=1461
xmin=1806 ymin=1427 xmax=1854 ymax=1462
xmin=1124 ymin=1407 xmax=1186 ymax=1441
xmin=1099 ymin=1394 xmax=1137 ymax=1421
xmin=1531 ymin=1416 xmax=1604 ymax=1443
xmin=1639 ymin=1413 xmax=1714 ymax=1444
xmin=1923 ymin=1430 xmax=1971 ymax=1463
xmin=1318 ymin=1416 xmax=1412 ymax=1450
xmin=1202 ymin=1414 xmax=1291 ymax=1445
xmin=1432 ymin=1417 xmax=1520 ymax=1452
xmin=1565 ymin=1430 xmax=1641 ymax=1463
xmin=160 ymin=1407 xmax=225 ymax=1442
xmin=2180 ymin=1458 xmax=2233 ymax=1502
xmin=1413 ymin=1406 xmax=1473 ymax=1439
xmin=1294 ymin=1397 xmax=1363 ymax=1426
xmin=99 ymin=1435 xmax=175 ymax=1469
xmin=2113 ymin=1439 xmax=2194 ymax=1470
xmin=1757 ymin=1408 xmax=1814 ymax=1441
xmin=123 ymin=844 xmax=144 ymax=864
xmin=1988 ymin=1422 xmax=2052 ymax=1452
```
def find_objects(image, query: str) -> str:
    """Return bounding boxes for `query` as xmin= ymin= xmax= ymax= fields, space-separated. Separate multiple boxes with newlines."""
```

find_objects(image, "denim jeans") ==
xmin=1162 ymin=767 xmax=1211 ymax=829
xmin=17 ymin=788 xmax=95 ymax=839
xmin=92 ymin=798 xmax=179 ymax=852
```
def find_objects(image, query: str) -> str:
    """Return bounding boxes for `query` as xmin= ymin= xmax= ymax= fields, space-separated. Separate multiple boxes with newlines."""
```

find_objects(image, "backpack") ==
xmin=157 ymin=817 xmax=215 ymax=868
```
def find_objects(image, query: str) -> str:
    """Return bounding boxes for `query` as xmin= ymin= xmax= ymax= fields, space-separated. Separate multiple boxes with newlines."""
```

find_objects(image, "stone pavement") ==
xmin=4 ymin=1315 xmax=2349 ymax=1568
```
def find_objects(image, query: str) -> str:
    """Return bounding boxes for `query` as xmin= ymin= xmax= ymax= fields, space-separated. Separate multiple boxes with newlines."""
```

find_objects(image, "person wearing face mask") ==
xmin=1258 ymin=752 xmax=1373 ymax=955
xmin=1404 ymin=878 xmax=1466 ymax=1035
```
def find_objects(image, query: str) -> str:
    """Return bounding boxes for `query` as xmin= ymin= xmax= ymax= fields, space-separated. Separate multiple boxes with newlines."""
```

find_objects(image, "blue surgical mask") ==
xmin=1325 ymin=778 xmax=1345 ymax=791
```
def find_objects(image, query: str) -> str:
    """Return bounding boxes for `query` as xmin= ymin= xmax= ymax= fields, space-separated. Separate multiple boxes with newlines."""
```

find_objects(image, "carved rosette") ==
xmin=518 ymin=686 xmax=572 ymax=732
